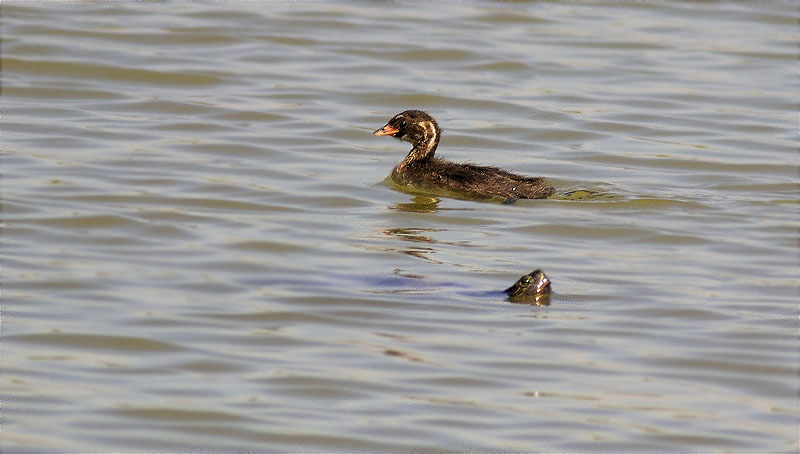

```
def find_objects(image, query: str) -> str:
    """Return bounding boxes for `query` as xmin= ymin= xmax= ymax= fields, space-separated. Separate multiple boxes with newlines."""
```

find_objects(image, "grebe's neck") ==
xmin=397 ymin=120 xmax=440 ymax=170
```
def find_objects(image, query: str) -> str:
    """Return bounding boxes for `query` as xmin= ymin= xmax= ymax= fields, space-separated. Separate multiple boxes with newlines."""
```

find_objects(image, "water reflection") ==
xmin=391 ymin=194 xmax=441 ymax=212
xmin=381 ymin=227 xmax=441 ymax=263
xmin=559 ymin=189 xmax=618 ymax=201
xmin=383 ymin=227 xmax=438 ymax=243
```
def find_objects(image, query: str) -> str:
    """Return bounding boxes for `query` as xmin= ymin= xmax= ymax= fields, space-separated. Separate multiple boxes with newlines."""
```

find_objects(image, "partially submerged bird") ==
xmin=505 ymin=269 xmax=552 ymax=305
xmin=374 ymin=110 xmax=554 ymax=200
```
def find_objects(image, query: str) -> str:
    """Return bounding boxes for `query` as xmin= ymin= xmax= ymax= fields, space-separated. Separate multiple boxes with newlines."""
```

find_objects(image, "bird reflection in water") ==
xmin=391 ymin=194 xmax=440 ymax=213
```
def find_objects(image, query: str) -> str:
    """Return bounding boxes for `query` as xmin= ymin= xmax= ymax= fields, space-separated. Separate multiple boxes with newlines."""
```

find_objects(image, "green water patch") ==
xmin=557 ymin=189 xmax=620 ymax=201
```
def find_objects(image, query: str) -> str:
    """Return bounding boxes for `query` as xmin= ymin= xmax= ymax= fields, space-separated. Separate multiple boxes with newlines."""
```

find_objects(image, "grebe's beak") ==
xmin=373 ymin=124 xmax=399 ymax=136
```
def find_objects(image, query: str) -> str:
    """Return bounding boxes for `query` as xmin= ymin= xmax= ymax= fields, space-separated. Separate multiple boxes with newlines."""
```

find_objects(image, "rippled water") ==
xmin=4 ymin=3 xmax=798 ymax=452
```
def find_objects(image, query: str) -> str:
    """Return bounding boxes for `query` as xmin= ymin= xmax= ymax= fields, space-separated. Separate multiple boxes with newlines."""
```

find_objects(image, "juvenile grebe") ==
xmin=374 ymin=110 xmax=554 ymax=199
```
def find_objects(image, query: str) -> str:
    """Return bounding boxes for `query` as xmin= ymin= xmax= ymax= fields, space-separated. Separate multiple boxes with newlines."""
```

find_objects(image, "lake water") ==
xmin=3 ymin=2 xmax=798 ymax=452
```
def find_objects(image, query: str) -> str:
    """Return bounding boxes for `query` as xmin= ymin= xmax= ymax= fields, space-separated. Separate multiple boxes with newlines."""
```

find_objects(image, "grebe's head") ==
xmin=374 ymin=110 xmax=440 ymax=149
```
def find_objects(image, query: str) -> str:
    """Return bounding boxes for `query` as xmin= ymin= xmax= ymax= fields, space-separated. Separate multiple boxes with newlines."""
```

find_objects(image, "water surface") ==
xmin=3 ymin=3 xmax=798 ymax=452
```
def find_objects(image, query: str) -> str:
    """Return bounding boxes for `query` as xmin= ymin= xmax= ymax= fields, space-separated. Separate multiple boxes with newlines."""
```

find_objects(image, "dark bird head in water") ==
xmin=505 ymin=269 xmax=552 ymax=305
xmin=374 ymin=110 xmax=440 ymax=152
